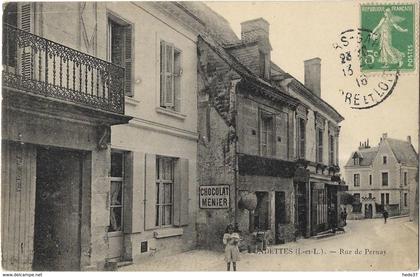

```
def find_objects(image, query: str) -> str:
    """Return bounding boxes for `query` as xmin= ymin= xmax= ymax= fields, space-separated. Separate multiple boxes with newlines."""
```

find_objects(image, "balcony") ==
xmin=2 ymin=24 xmax=125 ymax=114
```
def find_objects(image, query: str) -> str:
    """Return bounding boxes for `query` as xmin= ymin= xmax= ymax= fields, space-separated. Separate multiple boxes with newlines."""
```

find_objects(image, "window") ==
xmin=369 ymin=174 xmax=372 ymax=185
xmin=254 ymin=192 xmax=269 ymax=230
xmin=109 ymin=152 xmax=124 ymax=232
xmin=353 ymin=193 xmax=360 ymax=203
xmin=404 ymin=172 xmax=408 ymax=186
xmin=160 ymin=41 xmax=182 ymax=111
xmin=353 ymin=157 xmax=359 ymax=165
xmin=328 ymin=135 xmax=334 ymax=165
xmin=297 ymin=118 xmax=306 ymax=159
xmin=382 ymin=172 xmax=389 ymax=186
xmin=353 ymin=173 xmax=360 ymax=187
xmin=383 ymin=156 xmax=387 ymax=164
xmin=368 ymin=193 xmax=372 ymax=198
xmin=404 ymin=193 xmax=408 ymax=207
xmin=156 ymin=156 xmax=175 ymax=227
xmin=316 ymin=129 xmax=323 ymax=163
xmin=3 ymin=3 xmax=18 ymax=68
xmin=259 ymin=111 xmax=274 ymax=156
xmin=380 ymin=193 xmax=384 ymax=205
xmin=108 ymin=17 xmax=133 ymax=96
xmin=385 ymin=193 xmax=389 ymax=205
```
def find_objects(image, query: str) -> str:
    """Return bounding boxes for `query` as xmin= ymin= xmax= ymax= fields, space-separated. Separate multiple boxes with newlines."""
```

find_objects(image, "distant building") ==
xmin=344 ymin=134 xmax=418 ymax=219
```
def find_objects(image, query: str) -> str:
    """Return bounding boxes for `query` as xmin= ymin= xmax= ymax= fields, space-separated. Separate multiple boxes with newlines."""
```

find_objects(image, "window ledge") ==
xmin=153 ymin=227 xmax=184 ymax=239
xmin=125 ymin=96 xmax=140 ymax=106
xmin=155 ymin=107 xmax=186 ymax=120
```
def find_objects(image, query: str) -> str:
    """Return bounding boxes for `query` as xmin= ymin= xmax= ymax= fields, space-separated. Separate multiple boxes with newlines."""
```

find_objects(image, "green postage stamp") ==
xmin=361 ymin=3 xmax=416 ymax=72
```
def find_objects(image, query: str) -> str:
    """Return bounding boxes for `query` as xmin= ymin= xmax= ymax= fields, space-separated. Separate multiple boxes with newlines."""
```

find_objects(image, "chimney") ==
xmin=304 ymin=58 xmax=321 ymax=97
xmin=407 ymin=136 xmax=411 ymax=144
xmin=382 ymin=133 xmax=388 ymax=140
xmin=240 ymin=18 xmax=270 ymax=44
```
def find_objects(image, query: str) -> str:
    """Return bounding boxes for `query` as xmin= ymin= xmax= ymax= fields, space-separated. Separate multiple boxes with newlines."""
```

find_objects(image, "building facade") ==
xmin=195 ymin=12 xmax=345 ymax=250
xmin=344 ymin=134 xmax=418 ymax=219
xmin=2 ymin=2 xmax=203 ymax=270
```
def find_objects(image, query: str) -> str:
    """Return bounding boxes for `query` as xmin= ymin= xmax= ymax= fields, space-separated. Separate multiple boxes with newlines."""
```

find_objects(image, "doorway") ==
xmin=365 ymin=204 xmax=373 ymax=218
xmin=295 ymin=183 xmax=307 ymax=237
xmin=33 ymin=147 xmax=83 ymax=271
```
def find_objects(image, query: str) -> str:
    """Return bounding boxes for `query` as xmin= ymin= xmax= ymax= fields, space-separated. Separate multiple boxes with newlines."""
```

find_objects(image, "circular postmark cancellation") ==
xmin=332 ymin=3 xmax=416 ymax=109
xmin=333 ymin=28 xmax=399 ymax=109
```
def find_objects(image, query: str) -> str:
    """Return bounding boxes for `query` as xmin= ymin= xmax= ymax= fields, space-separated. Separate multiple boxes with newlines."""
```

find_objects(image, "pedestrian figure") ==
xmin=341 ymin=208 xmax=348 ymax=226
xmin=382 ymin=209 xmax=389 ymax=224
xmin=223 ymin=224 xmax=240 ymax=271
xmin=328 ymin=207 xmax=337 ymax=233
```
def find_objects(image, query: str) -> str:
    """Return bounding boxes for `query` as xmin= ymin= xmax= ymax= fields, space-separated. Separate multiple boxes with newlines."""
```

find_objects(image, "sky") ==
xmin=205 ymin=1 xmax=419 ymax=167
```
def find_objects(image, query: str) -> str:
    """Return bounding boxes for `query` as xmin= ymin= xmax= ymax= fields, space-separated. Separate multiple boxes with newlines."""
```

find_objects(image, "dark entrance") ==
xmin=33 ymin=147 xmax=83 ymax=271
xmin=295 ymin=183 xmax=307 ymax=237
xmin=275 ymin=191 xmax=286 ymax=244
xmin=365 ymin=204 xmax=373 ymax=218
xmin=327 ymin=185 xmax=338 ymax=230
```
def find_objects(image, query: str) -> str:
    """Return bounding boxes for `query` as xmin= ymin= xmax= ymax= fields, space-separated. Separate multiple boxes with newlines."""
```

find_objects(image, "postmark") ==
xmin=361 ymin=3 xmax=416 ymax=72
xmin=333 ymin=28 xmax=399 ymax=109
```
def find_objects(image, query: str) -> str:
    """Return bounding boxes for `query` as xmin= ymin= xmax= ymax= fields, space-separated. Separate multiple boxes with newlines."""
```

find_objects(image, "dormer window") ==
xmin=382 ymin=156 xmax=387 ymax=164
xmin=353 ymin=158 xmax=359 ymax=165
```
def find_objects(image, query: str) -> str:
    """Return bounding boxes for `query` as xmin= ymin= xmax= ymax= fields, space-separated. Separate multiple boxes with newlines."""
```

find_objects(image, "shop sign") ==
xmin=199 ymin=185 xmax=230 ymax=209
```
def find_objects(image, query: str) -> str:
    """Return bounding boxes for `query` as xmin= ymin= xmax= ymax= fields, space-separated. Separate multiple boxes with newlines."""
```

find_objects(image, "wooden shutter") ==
xmin=19 ymin=3 xmax=34 ymax=79
xmin=144 ymin=154 xmax=156 ymax=230
xmin=160 ymin=41 xmax=175 ymax=108
xmin=173 ymin=158 xmax=189 ymax=226
xmin=174 ymin=50 xmax=181 ymax=112
xmin=123 ymin=152 xmax=145 ymax=233
xmin=124 ymin=25 xmax=133 ymax=97
xmin=276 ymin=114 xmax=288 ymax=159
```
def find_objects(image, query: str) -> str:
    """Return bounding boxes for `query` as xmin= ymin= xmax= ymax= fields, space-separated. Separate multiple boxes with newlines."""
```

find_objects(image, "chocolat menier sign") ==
xmin=199 ymin=185 xmax=230 ymax=209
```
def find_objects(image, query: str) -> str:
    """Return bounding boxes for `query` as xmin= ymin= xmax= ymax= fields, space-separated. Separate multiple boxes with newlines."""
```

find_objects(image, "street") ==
xmin=119 ymin=216 xmax=418 ymax=271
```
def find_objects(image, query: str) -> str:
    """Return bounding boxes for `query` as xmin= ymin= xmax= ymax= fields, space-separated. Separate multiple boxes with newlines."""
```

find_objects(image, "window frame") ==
xmin=381 ymin=171 xmax=389 ymax=186
xmin=108 ymin=151 xmax=125 ymax=235
xmin=404 ymin=171 xmax=408 ymax=186
xmin=155 ymin=156 xmax=175 ymax=228
xmin=160 ymin=40 xmax=182 ymax=111
xmin=353 ymin=173 xmax=360 ymax=187
xmin=316 ymin=128 xmax=323 ymax=163
xmin=404 ymin=193 xmax=408 ymax=207
xmin=297 ymin=117 xmax=306 ymax=159
xmin=328 ymin=135 xmax=334 ymax=165
xmin=369 ymin=174 xmax=372 ymax=185
xmin=259 ymin=110 xmax=275 ymax=157
xmin=382 ymin=155 xmax=387 ymax=164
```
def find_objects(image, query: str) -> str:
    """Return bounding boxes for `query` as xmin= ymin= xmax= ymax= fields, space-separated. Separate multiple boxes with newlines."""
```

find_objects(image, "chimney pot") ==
xmin=304 ymin=58 xmax=321 ymax=98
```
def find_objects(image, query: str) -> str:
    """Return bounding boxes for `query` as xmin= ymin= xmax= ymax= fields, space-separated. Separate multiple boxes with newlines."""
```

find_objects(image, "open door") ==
xmin=33 ymin=147 xmax=82 ymax=271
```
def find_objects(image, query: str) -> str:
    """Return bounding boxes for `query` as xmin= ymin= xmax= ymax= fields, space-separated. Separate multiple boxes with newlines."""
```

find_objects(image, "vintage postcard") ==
xmin=1 ymin=0 xmax=418 ymax=274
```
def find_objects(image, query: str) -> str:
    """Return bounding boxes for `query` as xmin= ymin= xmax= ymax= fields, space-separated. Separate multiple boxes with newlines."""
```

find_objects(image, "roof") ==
xmin=345 ymin=137 xmax=418 ymax=167
xmin=178 ymin=2 xmax=240 ymax=45
xmin=345 ymin=147 xmax=378 ymax=167
xmin=386 ymin=138 xmax=418 ymax=166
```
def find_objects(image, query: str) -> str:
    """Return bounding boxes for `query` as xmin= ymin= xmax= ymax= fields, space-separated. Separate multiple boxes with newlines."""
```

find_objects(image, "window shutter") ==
xmin=19 ymin=3 xmax=33 ymax=79
xmin=276 ymin=114 xmax=287 ymax=159
xmin=164 ymin=42 xmax=175 ymax=107
xmin=173 ymin=158 xmax=189 ymax=226
xmin=123 ymin=152 xmax=145 ymax=233
xmin=124 ymin=25 xmax=133 ymax=97
xmin=160 ymin=41 xmax=166 ymax=106
xmin=110 ymin=22 xmax=124 ymax=66
xmin=174 ymin=51 xmax=181 ymax=112
xmin=144 ymin=154 xmax=157 ymax=230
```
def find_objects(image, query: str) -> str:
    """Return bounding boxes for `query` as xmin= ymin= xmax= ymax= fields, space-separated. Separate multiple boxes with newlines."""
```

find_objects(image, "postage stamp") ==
xmin=360 ymin=3 xmax=416 ymax=72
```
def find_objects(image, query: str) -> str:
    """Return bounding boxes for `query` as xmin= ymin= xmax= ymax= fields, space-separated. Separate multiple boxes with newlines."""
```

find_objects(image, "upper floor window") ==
xmin=160 ymin=41 xmax=182 ymax=112
xmin=108 ymin=17 xmax=133 ymax=97
xmin=316 ymin=129 xmax=323 ymax=163
xmin=381 ymin=172 xmax=389 ymax=186
xmin=404 ymin=172 xmax=408 ymax=186
xmin=353 ymin=173 xmax=360 ymax=187
xmin=369 ymin=174 xmax=372 ymax=185
xmin=259 ymin=111 xmax=274 ymax=156
xmin=328 ymin=135 xmax=334 ymax=165
xmin=297 ymin=118 xmax=306 ymax=159
xmin=382 ymin=156 xmax=387 ymax=164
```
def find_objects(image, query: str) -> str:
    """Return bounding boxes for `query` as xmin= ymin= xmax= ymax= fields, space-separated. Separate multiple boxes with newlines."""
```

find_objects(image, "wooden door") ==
xmin=33 ymin=147 xmax=82 ymax=271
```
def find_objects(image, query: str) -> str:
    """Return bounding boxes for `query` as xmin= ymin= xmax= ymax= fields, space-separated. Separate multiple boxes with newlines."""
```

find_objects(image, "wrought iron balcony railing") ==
xmin=2 ymin=24 xmax=125 ymax=114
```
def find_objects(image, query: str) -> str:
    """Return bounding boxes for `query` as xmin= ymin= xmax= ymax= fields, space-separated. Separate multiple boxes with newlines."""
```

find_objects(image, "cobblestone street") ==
xmin=119 ymin=216 xmax=418 ymax=271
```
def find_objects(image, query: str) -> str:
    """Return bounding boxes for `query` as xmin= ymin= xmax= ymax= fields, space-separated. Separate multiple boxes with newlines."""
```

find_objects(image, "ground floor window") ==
xmin=404 ymin=193 xmax=408 ymax=207
xmin=109 ymin=151 xmax=124 ymax=232
xmin=156 ymin=156 xmax=175 ymax=227
xmin=254 ymin=191 xmax=269 ymax=231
